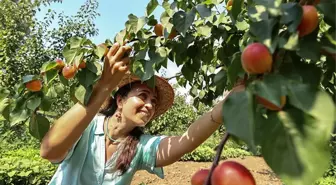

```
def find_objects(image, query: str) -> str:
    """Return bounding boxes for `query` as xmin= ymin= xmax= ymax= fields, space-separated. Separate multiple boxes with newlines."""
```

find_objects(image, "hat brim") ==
xmin=116 ymin=73 xmax=175 ymax=120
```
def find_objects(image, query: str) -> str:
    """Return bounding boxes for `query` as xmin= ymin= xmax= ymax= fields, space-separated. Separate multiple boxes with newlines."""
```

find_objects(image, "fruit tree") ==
xmin=0 ymin=0 xmax=335 ymax=185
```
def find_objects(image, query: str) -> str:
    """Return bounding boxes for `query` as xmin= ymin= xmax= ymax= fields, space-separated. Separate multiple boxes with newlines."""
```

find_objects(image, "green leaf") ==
xmin=195 ymin=4 xmax=211 ymax=18
xmin=197 ymin=24 xmax=212 ymax=36
xmin=286 ymin=83 xmax=318 ymax=112
xmin=172 ymin=9 xmax=196 ymax=36
xmin=10 ymin=106 xmax=29 ymax=126
xmin=69 ymin=37 xmax=84 ymax=49
xmin=29 ymin=113 xmax=50 ymax=141
xmin=222 ymin=90 xmax=257 ymax=152
xmin=280 ymin=3 xmax=303 ymax=33
xmin=249 ymin=74 xmax=287 ymax=107
xmin=250 ymin=19 xmax=277 ymax=48
xmin=142 ymin=60 xmax=155 ymax=81
xmin=40 ymin=61 xmax=58 ymax=73
xmin=227 ymin=53 xmax=245 ymax=86
xmin=260 ymin=101 xmax=335 ymax=185
xmin=278 ymin=32 xmax=299 ymax=50
xmin=181 ymin=64 xmax=194 ymax=82
xmin=148 ymin=47 xmax=168 ymax=65
xmin=297 ymin=28 xmax=321 ymax=61
xmin=128 ymin=14 xmax=147 ymax=34
xmin=77 ymin=68 xmax=98 ymax=88
xmin=0 ymin=88 xmax=10 ymax=100
xmin=63 ymin=47 xmax=80 ymax=64
xmin=95 ymin=44 xmax=108 ymax=60
xmin=231 ymin=0 xmax=244 ymax=21
xmin=44 ymin=70 xmax=58 ymax=85
xmin=27 ymin=97 xmax=41 ymax=111
xmin=317 ymin=1 xmax=336 ymax=28
xmin=146 ymin=0 xmax=158 ymax=16
xmin=115 ymin=29 xmax=127 ymax=45
xmin=0 ymin=98 xmax=10 ymax=116
xmin=40 ymin=96 xmax=52 ymax=111
xmin=22 ymin=75 xmax=39 ymax=84
xmin=248 ymin=5 xmax=268 ymax=22
xmin=75 ymin=85 xmax=93 ymax=105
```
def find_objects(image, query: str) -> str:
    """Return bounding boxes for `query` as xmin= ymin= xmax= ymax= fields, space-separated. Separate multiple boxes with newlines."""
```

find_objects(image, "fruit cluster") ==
xmin=240 ymin=1 xmax=320 ymax=111
xmin=191 ymin=161 xmax=256 ymax=185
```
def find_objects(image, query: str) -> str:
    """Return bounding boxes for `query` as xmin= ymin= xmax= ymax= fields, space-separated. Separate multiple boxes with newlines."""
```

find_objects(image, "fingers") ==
xmin=107 ymin=43 xmax=120 ymax=58
xmin=113 ymin=45 xmax=132 ymax=62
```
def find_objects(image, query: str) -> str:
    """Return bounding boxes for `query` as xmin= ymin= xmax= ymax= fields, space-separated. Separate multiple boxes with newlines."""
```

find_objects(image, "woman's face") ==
xmin=117 ymin=83 xmax=158 ymax=127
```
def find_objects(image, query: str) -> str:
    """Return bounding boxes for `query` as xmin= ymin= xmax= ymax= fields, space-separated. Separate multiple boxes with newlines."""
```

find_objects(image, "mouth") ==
xmin=139 ymin=110 xmax=150 ymax=117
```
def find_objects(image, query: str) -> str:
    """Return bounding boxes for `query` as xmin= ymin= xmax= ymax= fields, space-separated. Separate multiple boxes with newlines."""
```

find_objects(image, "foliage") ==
xmin=0 ymin=0 xmax=99 ymax=143
xmin=0 ymin=147 xmax=57 ymax=185
xmin=314 ymin=176 xmax=336 ymax=185
xmin=179 ymin=130 xmax=252 ymax=162
xmin=0 ymin=0 xmax=335 ymax=184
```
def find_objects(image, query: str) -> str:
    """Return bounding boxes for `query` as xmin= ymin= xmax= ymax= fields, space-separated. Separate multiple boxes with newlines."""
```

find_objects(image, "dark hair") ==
xmin=99 ymin=82 xmax=144 ymax=174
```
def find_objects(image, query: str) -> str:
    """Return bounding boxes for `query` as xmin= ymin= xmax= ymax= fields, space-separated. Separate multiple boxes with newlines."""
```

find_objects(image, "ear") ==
xmin=116 ymin=95 xmax=124 ymax=109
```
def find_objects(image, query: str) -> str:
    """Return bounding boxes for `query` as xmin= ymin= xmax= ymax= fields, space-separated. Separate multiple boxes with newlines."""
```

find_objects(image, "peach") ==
xmin=211 ymin=161 xmax=256 ymax=185
xmin=241 ymin=43 xmax=273 ymax=74
xmin=191 ymin=169 xmax=210 ymax=185
xmin=25 ymin=80 xmax=42 ymax=92
xmin=154 ymin=24 xmax=164 ymax=37
xmin=297 ymin=5 xmax=319 ymax=37
xmin=62 ymin=65 xmax=77 ymax=79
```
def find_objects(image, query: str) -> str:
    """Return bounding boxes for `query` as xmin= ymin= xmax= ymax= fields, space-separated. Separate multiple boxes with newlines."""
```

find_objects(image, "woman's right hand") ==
xmin=98 ymin=43 xmax=132 ymax=89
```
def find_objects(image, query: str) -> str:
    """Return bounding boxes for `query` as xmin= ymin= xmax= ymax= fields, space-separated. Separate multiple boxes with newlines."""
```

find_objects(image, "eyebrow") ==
xmin=139 ymin=89 xmax=158 ymax=100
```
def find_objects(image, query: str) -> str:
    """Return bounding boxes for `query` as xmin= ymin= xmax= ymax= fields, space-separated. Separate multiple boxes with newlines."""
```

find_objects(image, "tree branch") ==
xmin=204 ymin=133 xmax=231 ymax=185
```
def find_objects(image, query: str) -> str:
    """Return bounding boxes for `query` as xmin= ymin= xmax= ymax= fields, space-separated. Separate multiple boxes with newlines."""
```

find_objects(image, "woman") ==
xmin=40 ymin=43 xmax=244 ymax=185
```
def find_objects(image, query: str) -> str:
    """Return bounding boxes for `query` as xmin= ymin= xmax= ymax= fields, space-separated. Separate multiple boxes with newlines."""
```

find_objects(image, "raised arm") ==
xmin=155 ymin=85 xmax=245 ymax=167
xmin=40 ymin=43 xmax=132 ymax=163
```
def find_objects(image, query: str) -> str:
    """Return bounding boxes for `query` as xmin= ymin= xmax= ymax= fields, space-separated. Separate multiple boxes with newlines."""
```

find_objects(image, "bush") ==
xmin=180 ymin=134 xmax=253 ymax=162
xmin=0 ymin=148 xmax=56 ymax=185
xmin=314 ymin=176 xmax=336 ymax=185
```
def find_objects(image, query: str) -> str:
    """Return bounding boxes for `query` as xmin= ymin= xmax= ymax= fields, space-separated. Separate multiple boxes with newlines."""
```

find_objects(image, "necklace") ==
xmin=104 ymin=116 xmax=124 ymax=143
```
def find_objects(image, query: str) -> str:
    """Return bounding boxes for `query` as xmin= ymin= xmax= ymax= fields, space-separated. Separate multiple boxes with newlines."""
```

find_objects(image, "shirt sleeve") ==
xmin=50 ymin=115 xmax=99 ymax=164
xmin=138 ymin=134 xmax=167 ymax=179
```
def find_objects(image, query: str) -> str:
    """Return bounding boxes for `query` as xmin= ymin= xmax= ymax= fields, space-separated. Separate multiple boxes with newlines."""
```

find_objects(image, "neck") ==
xmin=105 ymin=114 xmax=135 ymax=144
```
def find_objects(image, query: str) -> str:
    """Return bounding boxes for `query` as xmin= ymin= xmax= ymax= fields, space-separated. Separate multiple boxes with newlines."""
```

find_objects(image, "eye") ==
xmin=138 ymin=93 xmax=147 ymax=100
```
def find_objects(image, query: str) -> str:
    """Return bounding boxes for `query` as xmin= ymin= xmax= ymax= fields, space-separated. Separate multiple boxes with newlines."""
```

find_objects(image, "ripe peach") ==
xmin=62 ymin=65 xmax=77 ymax=79
xmin=56 ymin=59 xmax=65 ymax=69
xmin=241 ymin=43 xmax=273 ymax=74
xmin=297 ymin=5 xmax=319 ymax=37
xmin=256 ymin=96 xmax=287 ymax=111
xmin=226 ymin=0 xmax=233 ymax=11
xmin=211 ymin=161 xmax=256 ymax=185
xmin=168 ymin=28 xmax=178 ymax=39
xmin=76 ymin=60 xmax=86 ymax=69
xmin=25 ymin=80 xmax=42 ymax=92
xmin=154 ymin=24 xmax=164 ymax=37
xmin=191 ymin=169 xmax=210 ymax=185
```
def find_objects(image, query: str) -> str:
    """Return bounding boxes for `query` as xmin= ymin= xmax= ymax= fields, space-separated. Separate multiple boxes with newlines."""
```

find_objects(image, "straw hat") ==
xmin=114 ymin=72 xmax=175 ymax=120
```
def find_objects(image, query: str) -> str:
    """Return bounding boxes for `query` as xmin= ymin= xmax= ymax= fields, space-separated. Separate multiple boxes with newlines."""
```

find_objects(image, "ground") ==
xmin=131 ymin=156 xmax=283 ymax=185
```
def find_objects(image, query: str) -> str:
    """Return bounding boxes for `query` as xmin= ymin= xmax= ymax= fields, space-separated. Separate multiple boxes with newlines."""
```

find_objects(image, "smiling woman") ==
xmin=39 ymin=43 xmax=244 ymax=185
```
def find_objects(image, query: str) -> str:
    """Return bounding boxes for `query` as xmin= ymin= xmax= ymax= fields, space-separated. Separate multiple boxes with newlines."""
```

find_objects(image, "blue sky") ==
xmin=36 ymin=0 xmax=165 ymax=44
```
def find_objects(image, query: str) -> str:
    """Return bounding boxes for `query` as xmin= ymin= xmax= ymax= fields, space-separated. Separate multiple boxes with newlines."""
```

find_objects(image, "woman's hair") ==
xmin=99 ymin=81 xmax=144 ymax=174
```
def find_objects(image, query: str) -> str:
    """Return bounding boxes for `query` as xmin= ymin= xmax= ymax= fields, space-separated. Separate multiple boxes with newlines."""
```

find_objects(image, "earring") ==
xmin=116 ymin=112 xmax=122 ymax=123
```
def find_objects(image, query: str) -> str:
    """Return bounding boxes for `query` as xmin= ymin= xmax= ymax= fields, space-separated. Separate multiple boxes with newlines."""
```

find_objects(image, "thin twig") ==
xmin=204 ymin=133 xmax=230 ymax=185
